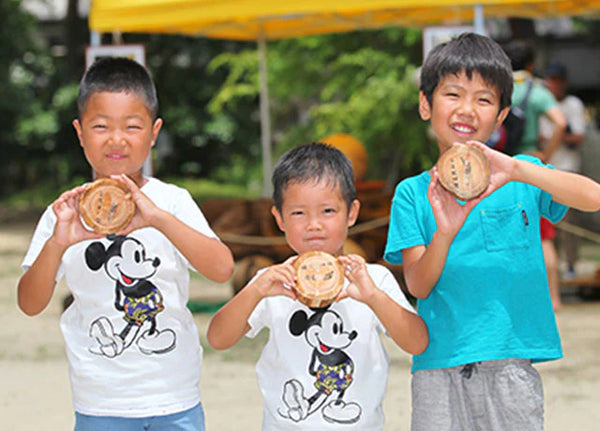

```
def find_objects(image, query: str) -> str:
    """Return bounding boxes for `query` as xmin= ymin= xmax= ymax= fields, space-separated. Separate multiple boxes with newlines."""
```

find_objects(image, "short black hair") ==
xmin=272 ymin=142 xmax=356 ymax=212
xmin=420 ymin=32 xmax=513 ymax=111
xmin=77 ymin=57 xmax=158 ymax=119
xmin=503 ymin=39 xmax=535 ymax=72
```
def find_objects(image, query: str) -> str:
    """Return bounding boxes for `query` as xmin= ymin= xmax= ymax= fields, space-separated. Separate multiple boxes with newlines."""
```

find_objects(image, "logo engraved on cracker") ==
xmin=437 ymin=144 xmax=490 ymax=200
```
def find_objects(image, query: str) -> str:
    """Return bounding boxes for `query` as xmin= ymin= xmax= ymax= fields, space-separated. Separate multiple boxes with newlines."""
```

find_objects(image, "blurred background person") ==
xmin=540 ymin=61 xmax=587 ymax=284
xmin=502 ymin=40 xmax=568 ymax=311
xmin=502 ymin=40 xmax=567 ymax=158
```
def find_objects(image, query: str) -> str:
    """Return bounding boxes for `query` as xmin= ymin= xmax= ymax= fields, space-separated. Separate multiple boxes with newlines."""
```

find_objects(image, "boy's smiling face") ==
xmin=72 ymin=91 xmax=162 ymax=186
xmin=271 ymin=179 xmax=359 ymax=257
xmin=419 ymin=70 xmax=509 ymax=154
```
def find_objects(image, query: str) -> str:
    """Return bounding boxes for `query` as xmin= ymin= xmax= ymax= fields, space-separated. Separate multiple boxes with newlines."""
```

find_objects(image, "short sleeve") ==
xmin=171 ymin=187 xmax=218 ymax=240
xmin=246 ymin=298 xmax=268 ymax=338
xmin=245 ymin=269 xmax=269 ymax=338
xmin=517 ymin=155 xmax=569 ymax=223
xmin=384 ymin=175 xmax=429 ymax=265
xmin=369 ymin=265 xmax=416 ymax=334
xmin=21 ymin=206 xmax=65 ymax=282
xmin=377 ymin=267 xmax=414 ymax=312
xmin=539 ymin=86 xmax=559 ymax=115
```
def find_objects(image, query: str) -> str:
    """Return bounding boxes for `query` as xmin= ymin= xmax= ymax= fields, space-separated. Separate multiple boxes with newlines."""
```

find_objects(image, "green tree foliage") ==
xmin=2 ymin=8 xmax=433 ymax=203
xmin=135 ymin=35 xmax=258 ymax=179
xmin=1 ymin=0 xmax=91 ymax=201
xmin=207 ymin=27 xmax=435 ymax=187
xmin=2 ymin=1 xmax=54 ymax=198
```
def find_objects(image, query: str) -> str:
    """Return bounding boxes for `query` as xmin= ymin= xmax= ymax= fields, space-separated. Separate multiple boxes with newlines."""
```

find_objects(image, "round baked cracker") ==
xmin=79 ymin=178 xmax=135 ymax=234
xmin=437 ymin=144 xmax=490 ymax=200
xmin=293 ymin=251 xmax=344 ymax=308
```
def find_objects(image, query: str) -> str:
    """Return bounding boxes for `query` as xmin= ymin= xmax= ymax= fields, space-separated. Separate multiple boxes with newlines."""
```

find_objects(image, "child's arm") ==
xmin=118 ymin=175 xmax=234 ymax=283
xmin=513 ymin=157 xmax=600 ymax=211
xmin=470 ymin=141 xmax=600 ymax=212
xmin=18 ymin=186 xmax=104 ymax=315
xmin=207 ymin=257 xmax=298 ymax=350
xmin=337 ymin=255 xmax=429 ymax=355
xmin=402 ymin=169 xmax=481 ymax=299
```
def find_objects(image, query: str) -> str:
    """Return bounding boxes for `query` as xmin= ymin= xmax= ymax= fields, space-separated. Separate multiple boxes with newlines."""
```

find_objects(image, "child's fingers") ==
xmin=114 ymin=175 xmax=141 ymax=204
xmin=465 ymin=139 xmax=487 ymax=150
xmin=429 ymin=166 xmax=439 ymax=184
xmin=339 ymin=253 xmax=364 ymax=266
xmin=56 ymin=186 xmax=84 ymax=203
xmin=335 ymin=288 xmax=350 ymax=301
xmin=282 ymin=255 xmax=298 ymax=266
xmin=113 ymin=173 xmax=134 ymax=187
xmin=263 ymin=264 xmax=296 ymax=289
xmin=278 ymin=288 xmax=297 ymax=301
xmin=278 ymin=257 xmax=299 ymax=282
xmin=339 ymin=258 xmax=357 ymax=278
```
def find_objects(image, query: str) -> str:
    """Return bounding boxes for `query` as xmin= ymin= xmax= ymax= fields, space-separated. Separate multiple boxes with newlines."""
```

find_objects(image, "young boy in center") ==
xmin=18 ymin=57 xmax=234 ymax=430
xmin=207 ymin=142 xmax=428 ymax=430
xmin=384 ymin=33 xmax=600 ymax=431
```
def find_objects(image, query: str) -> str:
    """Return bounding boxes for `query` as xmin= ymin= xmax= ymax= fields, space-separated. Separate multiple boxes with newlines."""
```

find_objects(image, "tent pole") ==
xmin=90 ymin=31 xmax=100 ymax=180
xmin=258 ymin=31 xmax=273 ymax=197
xmin=474 ymin=4 xmax=485 ymax=35
xmin=91 ymin=31 xmax=101 ymax=46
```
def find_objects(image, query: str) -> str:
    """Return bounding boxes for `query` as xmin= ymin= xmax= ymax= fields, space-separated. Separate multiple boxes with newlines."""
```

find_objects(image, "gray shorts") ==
xmin=411 ymin=359 xmax=544 ymax=431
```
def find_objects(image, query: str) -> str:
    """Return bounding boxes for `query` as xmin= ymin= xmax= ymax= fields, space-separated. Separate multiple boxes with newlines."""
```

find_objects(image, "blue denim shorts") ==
xmin=74 ymin=402 xmax=205 ymax=431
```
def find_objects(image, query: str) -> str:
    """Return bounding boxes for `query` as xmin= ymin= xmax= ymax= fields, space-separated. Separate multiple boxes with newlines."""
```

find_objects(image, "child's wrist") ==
xmin=363 ymin=287 xmax=384 ymax=308
xmin=46 ymin=235 xmax=70 ymax=254
xmin=246 ymin=279 xmax=270 ymax=303
xmin=432 ymin=230 xmax=456 ymax=248
xmin=511 ymin=157 xmax=525 ymax=182
xmin=148 ymin=207 xmax=170 ymax=230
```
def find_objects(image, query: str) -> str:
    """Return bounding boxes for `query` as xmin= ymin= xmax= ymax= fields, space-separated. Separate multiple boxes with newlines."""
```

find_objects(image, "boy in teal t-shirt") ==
xmin=384 ymin=33 xmax=600 ymax=431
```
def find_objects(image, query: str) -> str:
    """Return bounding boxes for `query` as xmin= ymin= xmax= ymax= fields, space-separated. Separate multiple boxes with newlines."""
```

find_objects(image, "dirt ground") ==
xmin=3 ymin=221 xmax=600 ymax=430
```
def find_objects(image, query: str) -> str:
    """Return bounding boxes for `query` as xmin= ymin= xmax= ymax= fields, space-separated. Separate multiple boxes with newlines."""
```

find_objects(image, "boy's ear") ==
xmin=494 ymin=106 xmax=510 ymax=131
xmin=271 ymin=206 xmax=285 ymax=232
xmin=72 ymin=119 xmax=83 ymax=146
xmin=418 ymin=91 xmax=431 ymax=120
xmin=151 ymin=118 xmax=163 ymax=148
xmin=347 ymin=199 xmax=360 ymax=228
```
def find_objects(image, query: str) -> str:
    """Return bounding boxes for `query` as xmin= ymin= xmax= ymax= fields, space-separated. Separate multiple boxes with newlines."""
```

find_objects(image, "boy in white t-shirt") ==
xmin=207 ymin=142 xmax=428 ymax=430
xmin=18 ymin=57 xmax=234 ymax=430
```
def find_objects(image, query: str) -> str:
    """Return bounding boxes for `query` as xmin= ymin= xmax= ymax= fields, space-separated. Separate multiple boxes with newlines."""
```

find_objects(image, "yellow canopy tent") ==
xmin=90 ymin=0 xmax=599 ymax=40
xmin=88 ymin=0 xmax=600 ymax=193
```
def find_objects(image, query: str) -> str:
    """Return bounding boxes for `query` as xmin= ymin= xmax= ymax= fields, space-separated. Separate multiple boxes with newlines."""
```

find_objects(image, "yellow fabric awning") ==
xmin=89 ymin=0 xmax=600 ymax=40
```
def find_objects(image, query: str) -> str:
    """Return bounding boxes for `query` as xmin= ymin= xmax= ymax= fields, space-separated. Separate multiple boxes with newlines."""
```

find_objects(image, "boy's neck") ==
xmin=93 ymin=173 xmax=147 ymax=188
xmin=129 ymin=174 xmax=147 ymax=188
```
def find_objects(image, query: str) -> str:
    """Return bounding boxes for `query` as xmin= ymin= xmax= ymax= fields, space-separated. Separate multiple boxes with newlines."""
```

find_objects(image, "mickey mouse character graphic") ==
xmin=85 ymin=235 xmax=176 ymax=358
xmin=278 ymin=306 xmax=362 ymax=424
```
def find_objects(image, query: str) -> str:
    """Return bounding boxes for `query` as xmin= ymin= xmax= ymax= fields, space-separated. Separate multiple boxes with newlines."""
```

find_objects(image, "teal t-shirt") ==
xmin=511 ymin=76 xmax=557 ymax=155
xmin=384 ymin=155 xmax=567 ymax=372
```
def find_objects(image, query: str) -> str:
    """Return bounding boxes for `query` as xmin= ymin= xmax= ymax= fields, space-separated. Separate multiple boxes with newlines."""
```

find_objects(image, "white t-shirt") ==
xmin=247 ymin=263 xmax=416 ymax=431
xmin=540 ymin=94 xmax=586 ymax=172
xmin=22 ymin=177 xmax=218 ymax=417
